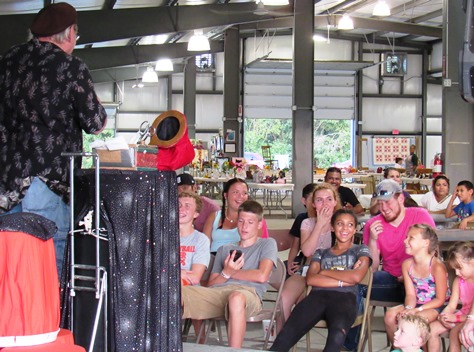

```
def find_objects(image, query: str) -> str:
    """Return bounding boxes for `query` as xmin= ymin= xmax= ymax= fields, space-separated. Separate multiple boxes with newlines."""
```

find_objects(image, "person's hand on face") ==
xmin=369 ymin=219 xmax=384 ymax=240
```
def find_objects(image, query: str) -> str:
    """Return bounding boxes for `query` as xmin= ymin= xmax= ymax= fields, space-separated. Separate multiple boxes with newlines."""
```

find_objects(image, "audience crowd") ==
xmin=177 ymin=167 xmax=474 ymax=351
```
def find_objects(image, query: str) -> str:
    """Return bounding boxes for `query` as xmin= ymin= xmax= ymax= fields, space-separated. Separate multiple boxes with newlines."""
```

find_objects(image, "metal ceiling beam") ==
xmin=410 ymin=9 xmax=443 ymax=24
xmin=240 ymin=15 xmax=441 ymax=38
xmin=74 ymin=41 xmax=224 ymax=71
xmin=90 ymin=64 xmax=185 ymax=83
xmin=390 ymin=0 xmax=433 ymax=16
xmin=0 ymin=3 xmax=292 ymax=54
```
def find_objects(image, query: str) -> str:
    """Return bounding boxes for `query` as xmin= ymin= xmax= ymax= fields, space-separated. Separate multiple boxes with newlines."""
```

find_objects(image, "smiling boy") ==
xmin=181 ymin=200 xmax=277 ymax=348
xmin=179 ymin=191 xmax=210 ymax=285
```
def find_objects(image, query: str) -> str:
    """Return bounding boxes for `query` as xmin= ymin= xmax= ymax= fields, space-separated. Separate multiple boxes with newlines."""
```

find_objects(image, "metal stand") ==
xmin=62 ymin=152 xmax=108 ymax=352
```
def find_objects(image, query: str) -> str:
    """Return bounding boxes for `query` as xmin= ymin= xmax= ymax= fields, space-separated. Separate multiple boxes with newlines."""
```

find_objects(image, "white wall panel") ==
xmin=362 ymin=98 xmax=421 ymax=131
xmin=426 ymin=118 xmax=442 ymax=133
xmin=95 ymin=82 xmax=115 ymax=102
xmin=244 ymin=36 xmax=353 ymax=64
xmin=196 ymin=95 xmax=223 ymax=129
xmin=427 ymin=84 xmax=442 ymax=116
xmin=426 ymin=135 xmax=442 ymax=166
xmin=120 ymin=80 xmax=168 ymax=111
xmin=431 ymin=43 xmax=443 ymax=71
xmin=116 ymin=112 xmax=159 ymax=129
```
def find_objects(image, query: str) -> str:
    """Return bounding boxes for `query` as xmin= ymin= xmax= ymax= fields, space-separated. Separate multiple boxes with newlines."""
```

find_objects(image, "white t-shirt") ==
xmin=420 ymin=191 xmax=459 ymax=212
xmin=180 ymin=230 xmax=211 ymax=271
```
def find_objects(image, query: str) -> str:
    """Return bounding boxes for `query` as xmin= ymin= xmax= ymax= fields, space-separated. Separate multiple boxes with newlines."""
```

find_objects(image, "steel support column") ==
xmin=223 ymin=27 xmax=241 ymax=157
xmin=291 ymin=0 xmax=315 ymax=216
xmin=442 ymin=0 xmax=474 ymax=183
xmin=184 ymin=57 xmax=197 ymax=139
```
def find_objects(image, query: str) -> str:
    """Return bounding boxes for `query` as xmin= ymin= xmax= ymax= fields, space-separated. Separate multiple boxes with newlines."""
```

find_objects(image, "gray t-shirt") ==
xmin=180 ymin=230 xmax=211 ymax=271
xmin=310 ymin=244 xmax=372 ymax=296
xmin=211 ymin=238 xmax=278 ymax=300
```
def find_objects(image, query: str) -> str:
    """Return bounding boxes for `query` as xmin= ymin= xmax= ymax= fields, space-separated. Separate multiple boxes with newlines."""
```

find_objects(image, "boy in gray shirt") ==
xmin=181 ymin=200 xmax=277 ymax=348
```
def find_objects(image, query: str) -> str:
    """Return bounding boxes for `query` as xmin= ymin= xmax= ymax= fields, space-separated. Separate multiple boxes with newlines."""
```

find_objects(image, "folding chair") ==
xmin=197 ymin=258 xmax=286 ymax=349
xmin=304 ymin=268 xmax=373 ymax=352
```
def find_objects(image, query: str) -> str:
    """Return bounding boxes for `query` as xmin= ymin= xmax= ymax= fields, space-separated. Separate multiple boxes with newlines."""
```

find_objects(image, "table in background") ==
xmin=248 ymin=183 xmax=294 ymax=219
xmin=314 ymin=181 xmax=367 ymax=196
xmin=437 ymin=229 xmax=474 ymax=252
xmin=358 ymin=194 xmax=426 ymax=209
xmin=194 ymin=177 xmax=230 ymax=199
xmin=401 ymin=177 xmax=433 ymax=192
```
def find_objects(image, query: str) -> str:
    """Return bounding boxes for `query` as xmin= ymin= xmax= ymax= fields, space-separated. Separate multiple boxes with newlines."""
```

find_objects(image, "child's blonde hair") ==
xmin=409 ymin=223 xmax=439 ymax=255
xmin=400 ymin=314 xmax=431 ymax=345
xmin=447 ymin=241 xmax=474 ymax=269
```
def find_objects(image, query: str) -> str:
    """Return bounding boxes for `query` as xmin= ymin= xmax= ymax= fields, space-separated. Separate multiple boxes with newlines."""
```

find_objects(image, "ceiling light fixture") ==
xmin=338 ymin=14 xmax=354 ymax=30
xmin=187 ymin=30 xmax=210 ymax=51
xmin=142 ymin=66 xmax=158 ymax=83
xmin=373 ymin=0 xmax=391 ymax=17
xmin=261 ymin=0 xmax=289 ymax=5
xmin=313 ymin=34 xmax=327 ymax=42
xmin=155 ymin=59 xmax=174 ymax=71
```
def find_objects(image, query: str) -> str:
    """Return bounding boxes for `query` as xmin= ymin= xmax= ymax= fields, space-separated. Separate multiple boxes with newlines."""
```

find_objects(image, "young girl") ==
xmin=270 ymin=209 xmax=371 ymax=352
xmin=384 ymin=224 xmax=450 ymax=345
xmin=428 ymin=242 xmax=474 ymax=352
xmin=203 ymin=178 xmax=269 ymax=253
xmin=445 ymin=180 xmax=474 ymax=230
xmin=392 ymin=314 xmax=431 ymax=352
xmin=278 ymin=183 xmax=341 ymax=332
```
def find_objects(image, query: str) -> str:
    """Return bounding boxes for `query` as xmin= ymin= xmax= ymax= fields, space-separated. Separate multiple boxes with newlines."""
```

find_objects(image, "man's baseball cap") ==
xmin=30 ymin=2 xmax=77 ymax=37
xmin=373 ymin=179 xmax=402 ymax=201
xmin=177 ymin=173 xmax=195 ymax=186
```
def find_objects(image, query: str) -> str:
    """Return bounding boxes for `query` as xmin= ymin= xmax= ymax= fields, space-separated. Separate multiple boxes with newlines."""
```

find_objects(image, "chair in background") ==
xmin=268 ymin=229 xmax=293 ymax=252
xmin=261 ymin=146 xmax=279 ymax=170
xmin=366 ymin=300 xmax=400 ymax=352
xmin=303 ymin=268 xmax=373 ymax=352
xmin=360 ymin=175 xmax=375 ymax=195
xmin=197 ymin=258 xmax=286 ymax=349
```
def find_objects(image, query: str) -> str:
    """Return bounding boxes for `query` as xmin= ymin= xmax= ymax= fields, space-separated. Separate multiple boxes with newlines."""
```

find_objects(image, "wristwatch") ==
xmin=417 ymin=306 xmax=424 ymax=312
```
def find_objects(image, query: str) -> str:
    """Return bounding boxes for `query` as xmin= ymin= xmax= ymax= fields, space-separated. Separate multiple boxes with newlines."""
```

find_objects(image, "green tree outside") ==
xmin=244 ymin=118 xmax=352 ymax=169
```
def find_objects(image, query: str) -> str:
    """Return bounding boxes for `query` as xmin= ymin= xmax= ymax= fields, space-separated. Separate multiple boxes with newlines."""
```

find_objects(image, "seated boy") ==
xmin=392 ymin=314 xmax=431 ymax=352
xmin=179 ymin=191 xmax=210 ymax=285
xmin=181 ymin=200 xmax=277 ymax=348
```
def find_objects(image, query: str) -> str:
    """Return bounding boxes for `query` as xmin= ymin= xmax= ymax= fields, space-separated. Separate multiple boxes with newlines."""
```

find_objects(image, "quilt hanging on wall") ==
xmin=372 ymin=137 xmax=411 ymax=165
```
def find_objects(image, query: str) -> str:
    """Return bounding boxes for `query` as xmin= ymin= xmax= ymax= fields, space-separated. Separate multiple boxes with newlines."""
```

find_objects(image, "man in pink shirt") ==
xmin=363 ymin=179 xmax=435 ymax=302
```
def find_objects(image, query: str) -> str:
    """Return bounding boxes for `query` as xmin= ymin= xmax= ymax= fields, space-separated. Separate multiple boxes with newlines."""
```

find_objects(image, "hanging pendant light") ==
xmin=142 ymin=66 xmax=158 ymax=83
xmin=155 ymin=59 xmax=174 ymax=72
xmin=373 ymin=0 xmax=391 ymax=17
xmin=338 ymin=14 xmax=354 ymax=30
xmin=187 ymin=30 xmax=210 ymax=51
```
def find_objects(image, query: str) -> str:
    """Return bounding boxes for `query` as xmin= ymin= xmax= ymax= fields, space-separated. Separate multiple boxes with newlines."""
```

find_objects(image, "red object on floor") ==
xmin=0 ymin=329 xmax=85 ymax=352
xmin=0 ymin=231 xmax=60 ymax=337
xmin=0 ymin=228 xmax=84 ymax=351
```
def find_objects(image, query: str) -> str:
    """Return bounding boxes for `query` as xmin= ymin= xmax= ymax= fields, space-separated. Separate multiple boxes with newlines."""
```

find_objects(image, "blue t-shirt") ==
xmin=454 ymin=200 xmax=474 ymax=222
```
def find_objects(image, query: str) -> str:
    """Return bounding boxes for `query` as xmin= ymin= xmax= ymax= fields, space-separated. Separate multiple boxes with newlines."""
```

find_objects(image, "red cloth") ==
xmin=0 ymin=329 xmax=85 ymax=352
xmin=156 ymin=124 xmax=195 ymax=171
xmin=0 ymin=232 xmax=59 ymax=338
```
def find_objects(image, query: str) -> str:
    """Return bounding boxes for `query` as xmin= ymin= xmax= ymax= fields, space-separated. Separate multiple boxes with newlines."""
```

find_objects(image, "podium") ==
xmin=61 ymin=170 xmax=182 ymax=352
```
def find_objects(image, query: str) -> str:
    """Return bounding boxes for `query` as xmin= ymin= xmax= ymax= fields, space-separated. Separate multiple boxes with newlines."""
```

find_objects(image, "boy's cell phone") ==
xmin=230 ymin=250 xmax=243 ymax=261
